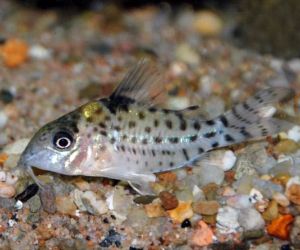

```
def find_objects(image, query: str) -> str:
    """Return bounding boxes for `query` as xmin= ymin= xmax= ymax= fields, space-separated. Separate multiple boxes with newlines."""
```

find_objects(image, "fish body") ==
xmin=18 ymin=61 xmax=295 ymax=187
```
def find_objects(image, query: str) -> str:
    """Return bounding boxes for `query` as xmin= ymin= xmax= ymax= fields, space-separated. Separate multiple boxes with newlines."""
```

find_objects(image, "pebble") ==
xmin=202 ymin=183 xmax=219 ymax=200
xmin=144 ymin=200 xmax=165 ymax=218
xmin=81 ymin=191 xmax=108 ymax=215
xmin=193 ymin=200 xmax=220 ymax=215
xmin=3 ymin=138 xmax=30 ymax=155
xmin=238 ymin=208 xmax=265 ymax=231
xmin=99 ymin=229 xmax=122 ymax=248
xmin=167 ymin=97 xmax=190 ymax=110
xmin=273 ymin=192 xmax=290 ymax=207
xmin=28 ymin=195 xmax=41 ymax=213
xmin=216 ymin=206 xmax=240 ymax=234
xmin=191 ymin=220 xmax=214 ymax=247
xmin=106 ymin=186 xmax=132 ymax=221
xmin=267 ymin=214 xmax=294 ymax=240
xmin=39 ymin=184 xmax=56 ymax=213
xmin=249 ymin=188 xmax=264 ymax=203
xmin=285 ymin=184 xmax=300 ymax=205
xmin=193 ymin=11 xmax=223 ymax=36
xmin=226 ymin=194 xmax=252 ymax=209
xmin=0 ymin=111 xmax=8 ymax=129
xmin=174 ymin=187 xmax=193 ymax=202
xmin=287 ymin=126 xmax=300 ymax=142
xmin=175 ymin=43 xmax=200 ymax=65
xmin=274 ymin=139 xmax=300 ymax=154
xmin=197 ymin=164 xmax=225 ymax=186
xmin=242 ymin=229 xmax=265 ymax=240
xmin=167 ymin=201 xmax=193 ymax=223
xmin=1 ymin=38 xmax=28 ymax=68
xmin=56 ymin=196 xmax=77 ymax=216
xmin=159 ymin=191 xmax=179 ymax=210
xmin=29 ymin=44 xmax=51 ymax=60
xmin=0 ymin=182 xmax=15 ymax=198
xmin=290 ymin=216 xmax=300 ymax=248
xmin=262 ymin=200 xmax=278 ymax=221
xmin=0 ymin=89 xmax=14 ymax=104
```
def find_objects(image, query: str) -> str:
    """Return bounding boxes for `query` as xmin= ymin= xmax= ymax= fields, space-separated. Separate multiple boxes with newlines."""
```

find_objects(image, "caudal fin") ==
xmin=216 ymin=87 xmax=295 ymax=145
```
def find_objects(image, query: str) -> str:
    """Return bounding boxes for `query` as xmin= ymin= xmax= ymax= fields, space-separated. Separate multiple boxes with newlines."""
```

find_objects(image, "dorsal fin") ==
xmin=109 ymin=60 xmax=165 ymax=107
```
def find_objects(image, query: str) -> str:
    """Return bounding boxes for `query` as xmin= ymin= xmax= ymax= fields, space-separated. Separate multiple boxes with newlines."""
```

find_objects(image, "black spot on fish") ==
xmin=163 ymin=109 xmax=170 ymax=114
xmin=159 ymin=161 xmax=163 ymax=166
xmin=121 ymin=145 xmax=125 ymax=152
xmin=165 ymin=120 xmax=173 ymax=129
xmin=114 ymin=126 xmax=121 ymax=131
xmin=225 ymin=134 xmax=235 ymax=142
xmin=99 ymin=122 xmax=106 ymax=129
xmin=219 ymin=115 xmax=228 ymax=127
xmin=142 ymin=149 xmax=146 ymax=155
xmin=206 ymin=120 xmax=215 ymax=126
xmin=169 ymin=137 xmax=179 ymax=144
xmin=204 ymin=131 xmax=216 ymax=138
xmin=131 ymin=137 xmax=137 ymax=143
xmin=169 ymin=162 xmax=174 ymax=167
xmin=162 ymin=150 xmax=166 ymax=155
xmin=93 ymin=127 xmax=98 ymax=132
xmin=194 ymin=121 xmax=201 ymax=130
xmin=240 ymin=129 xmax=251 ymax=137
xmin=145 ymin=127 xmax=151 ymax=133
xmin=129 ymin=121 xmax=136 ymax=128
xmin=145 ymin=161 xmax=148 ymax=167
xmin=142 ymin=138 xmax=148 ymax=144
xmin=132 ymin=148 xmax=136 ymax=154
xmin=155 ymin=137 xmax=162 ymax=144
xmin=122 ymin=134 xmax=128 ymax=140
xmin=100 ymin=131 xmax=107 ymax=137
xmin=182 ymin=148 xmax=189 ymax=161
xmin=138 ymin=112 xmax=145 ymax=120
xmin=179 ymin=119 xmax=187 ymax=131
xmin=166 ymin=150 xmax=171 ymax=155
xmin=154 ymin=119 xmax=159 ymax=127
xmin=198 ymin=147 xmax=204 ymax=154
xmin=211 ymin=142 xmax=219 ymax=148
xmin=189 ymin=135 xmax=198 ymax=142
xmin=117 ymin=116 xmax=122 ymax=122
xmin=86 ymin=117 xmax=93 ymax=123
xmin=149 ymin=107 xmax=157 ymax=112
xmin=242 ymin=102 xmax=251 ymax=111
xmin=110 ymin=137 xmax=116 ymax=144
xmin=70 ymin=122 xmax=79 ymax=133
xmin=152 ymin=150 xmax=156 ymax=156
xmin=105 ymin=115 xmax=111 ymax=121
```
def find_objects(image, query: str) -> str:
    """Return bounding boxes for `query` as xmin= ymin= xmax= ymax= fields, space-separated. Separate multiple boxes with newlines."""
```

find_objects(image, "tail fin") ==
xmin=216 ymin=87 xmax=295 ymax=144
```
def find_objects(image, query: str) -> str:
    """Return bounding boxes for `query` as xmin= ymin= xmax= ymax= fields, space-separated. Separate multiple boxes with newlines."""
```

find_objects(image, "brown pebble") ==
xmin=159 ymin=191 xmax=179 ymax=210
xmin=193 ymin=200 xmax=220 ymax=215
xmin=202 ymin=183 xmax=219 ymax=200
xmin=39 ymin=184 xmax=56 ymax=214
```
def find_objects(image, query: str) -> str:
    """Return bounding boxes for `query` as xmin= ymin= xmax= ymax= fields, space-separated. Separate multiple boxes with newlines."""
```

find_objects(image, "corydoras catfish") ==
xmin=17 ymin=61 xmax=295 ymax=192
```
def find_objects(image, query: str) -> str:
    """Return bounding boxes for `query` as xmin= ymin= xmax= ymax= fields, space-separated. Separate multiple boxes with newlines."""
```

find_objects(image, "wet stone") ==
xmin=28 ymin=195 xmax=41 ymax=213
xmin=242 ymin=229 xmax=265 ymax=240
xmin=0 ymin=89 xmax=14 ymax=104
xmin=134 ymin=195 xmax=157 ymax=205
xmin=39 ymin=184 xmax=56 ymax=213
xmin=159 ymin=191 xmax=179 ymax=210
xmin=99 ymin=229 xmax=122 ymax=248
xmin=193 ymin=200 xmax=220 ymax=215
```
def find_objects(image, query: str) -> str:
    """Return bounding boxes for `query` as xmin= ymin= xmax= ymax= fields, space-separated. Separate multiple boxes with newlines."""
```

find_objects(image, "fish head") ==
xmin=18 ymin=111 xmax=91 ymax=176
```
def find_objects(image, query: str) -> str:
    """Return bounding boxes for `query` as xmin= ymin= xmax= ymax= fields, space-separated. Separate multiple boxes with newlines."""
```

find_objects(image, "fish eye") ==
xmin=53 ymin=131 xmax=74 ymax=150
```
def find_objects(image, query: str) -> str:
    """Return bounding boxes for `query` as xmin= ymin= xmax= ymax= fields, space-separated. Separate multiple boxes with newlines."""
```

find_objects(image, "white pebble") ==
xmin=287 ymin=126 xmax=300 ymax=142
xmin=167 ymin=97 xmax=190 ymax=110
xmin=29 ymin=45 xmax=51 ymax=60
xmin=3 ymin=138 xmax=30 ymax=155
xmin=14 ymin=200 xmax=23 ymax=210
xmin=0 ymin=111 xmax=8 ymax=129
xmin=273 ymin=192 xmax=290 ymax=207
xmin=198 ymin=164 xmax=225 ymax=186
xmin=226 ymin=194 xmax=252 ymax=209
xmin=81 ymin=191 xmax=108 ymax=215
xmin=216 ymin=206 xmax=240 ymax=234
xmin=238 ymin=208 xmax=265 ymax=231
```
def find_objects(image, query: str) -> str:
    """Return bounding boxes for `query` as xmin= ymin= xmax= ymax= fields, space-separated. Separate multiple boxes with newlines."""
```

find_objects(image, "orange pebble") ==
xmin=1 ymin=38 xmax=28 ymax=67
xmin=0 ymin=153 xmax=8 ymax=166
xmin=266 ymin=214 xmax=294 ymax=240
xmin=192 ymin=220 xmax=214 ymax=247
xmin=157 ymin=171 xmax=177 ymax=183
